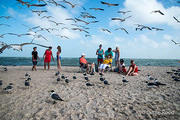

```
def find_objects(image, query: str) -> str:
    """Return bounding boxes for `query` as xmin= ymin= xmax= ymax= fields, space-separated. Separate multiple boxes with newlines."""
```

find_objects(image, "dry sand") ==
xmin=0 ymin=66 xmax=180 ymax=120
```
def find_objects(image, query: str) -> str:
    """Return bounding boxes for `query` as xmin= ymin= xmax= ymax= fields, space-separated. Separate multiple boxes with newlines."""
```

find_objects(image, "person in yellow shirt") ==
xmin=98 ymin=55 xmax=112 ymax=75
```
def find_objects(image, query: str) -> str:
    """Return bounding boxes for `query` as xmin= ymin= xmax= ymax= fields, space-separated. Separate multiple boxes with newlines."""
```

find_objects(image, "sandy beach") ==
xmin=0 ymin=66 xmax=180 ymax=120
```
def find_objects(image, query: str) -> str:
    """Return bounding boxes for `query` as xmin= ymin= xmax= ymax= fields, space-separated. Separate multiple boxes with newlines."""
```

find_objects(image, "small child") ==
xmin=118 ymin=59 xmax=126 ymax=74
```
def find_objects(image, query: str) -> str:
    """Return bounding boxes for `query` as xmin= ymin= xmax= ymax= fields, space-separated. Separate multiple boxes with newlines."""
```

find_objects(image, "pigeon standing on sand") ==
xmin=104 ymin=80 xmax=110 ymax=85
xmin=4 ymin=67 xmax=8 ymax=71
xmin=86 ymin=82 xmax=94 ymax=86
xmin=25 ymin=80 xmax=30 ymax=87
xmin=65 ymin=77 xmax=69 ymax=83
xmin=50 ymin=90 xmax=64 ymax=103
xmin=84 ymin=76 xmax=89 ymax=81
xmin=73 ymin=75 xmax=77 ymax=79
xmin=61 ymin=74 xmax=65 ymax=79
xmin=3 ymin=83 xmax=13 ymax=92
xmin=122 ymin=77 xmax=128 ymax=83
xmin=0 ymin=80 xmax=2 ymax=86
xmin=100 ymin=77 xmax=105 ymax=81
xmin=57 ymin=77 xmax=60 ymax=82
xmin=55 ymin=71 xmax=60 ymax=76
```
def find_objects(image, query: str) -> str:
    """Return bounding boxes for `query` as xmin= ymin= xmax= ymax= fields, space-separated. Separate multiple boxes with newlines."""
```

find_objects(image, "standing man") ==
xmin=32 ymin=47 xmax=40 ymax=71
xmin=96 ymin=44 xmax=104 ymax=66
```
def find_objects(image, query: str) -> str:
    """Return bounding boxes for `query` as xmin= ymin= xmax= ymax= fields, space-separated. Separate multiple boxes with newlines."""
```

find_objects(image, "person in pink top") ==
xmin=43 ymin=46 xmax=54 ymax=70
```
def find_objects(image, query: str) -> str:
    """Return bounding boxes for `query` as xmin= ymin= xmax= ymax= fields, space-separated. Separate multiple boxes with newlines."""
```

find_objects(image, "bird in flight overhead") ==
xmin=111 ymin=16 xmax=132 ymax=22
xmin=61 ymin=0 xmax=77 ymax=8
xmin=171 ymin=40 xmax=180 ymax=45
xmin=100 ymin=1 xmax=119 ymax=7
xmin=151 ymin=10 xmax=164 ymax=15
xmin=115 ymin=27 xmax=129 ymax=34
xmin=101 ymin=28 xmax=111 ymax=33
xmin=173 ymin=16 xmax=180 ymax=23
xmin=117 ymin=10 xmax=131 ymax=15
xmin=89 ymin=8 xmax=104 ymax=11
xmin=0 ymin=42 xmax=49 ymax=53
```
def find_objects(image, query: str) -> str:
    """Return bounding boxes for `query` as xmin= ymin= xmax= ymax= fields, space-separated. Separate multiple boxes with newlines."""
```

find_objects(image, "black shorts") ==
xmin=82 ymin=63 xmax=88 ymax=69
xmin=32 ymin=61 xmax=37 ymax=65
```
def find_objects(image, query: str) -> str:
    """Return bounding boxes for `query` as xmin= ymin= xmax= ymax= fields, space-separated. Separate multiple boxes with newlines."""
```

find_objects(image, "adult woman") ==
xmin=43 ymin=46 xmax=54 ymax=70
xmin=96 ymin=44 xmax=104 ymax=66
xmin=57 ymin=46 xmax=61 ymax=71
xmin=126 ymin=60 xmax=138 ymax=76
xmin=113 ymin=47 xmax=120 ymax=68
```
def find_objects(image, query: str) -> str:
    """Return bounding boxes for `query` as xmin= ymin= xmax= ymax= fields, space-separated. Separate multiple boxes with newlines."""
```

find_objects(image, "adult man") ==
xmin=79 ymin=53 xmax=94 ymax=74
xmin=32 ymin=47 xmax=40 ymax=71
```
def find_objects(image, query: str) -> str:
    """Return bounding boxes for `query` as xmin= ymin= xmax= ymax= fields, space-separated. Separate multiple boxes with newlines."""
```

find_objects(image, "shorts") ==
xmin=82 ymin=63 xmax=88 ymax=69
xmin=97 ymin=58 xmax=103 ymax=63
xmin=32 ymin=61 xmax=37 ymax=65
xmin=99 ymin=64 xmax=110 ymax=70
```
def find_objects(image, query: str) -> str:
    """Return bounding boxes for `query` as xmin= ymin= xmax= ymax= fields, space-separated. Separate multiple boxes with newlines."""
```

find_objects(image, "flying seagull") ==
xmin=151 ymin=10 xmax=164 ymax=15
xmin=89 ymin=8 xmax=104 ymax=11
xmin=100 ymin=1 xmax=119 ymax=7
xmin=31 ymin=10 xmax=48 ymax=16
xmin=0 ymin=42 xmax=49 ymax=54
xmin=151 ymin=27 xmax=164 ymax=31
xmin=117 ymin=10 xmax=131 ymax=15
xmin=47 ymin=0 xmax=66 ymax=8
xmin=50 ymin=90 xmax=64 ymax=101
xmin=26 ymin=3 xmax=47 ymax=8
xmin=171 ymin=40 xmax=180 ymax=45
xmin=48 ymin=20 xmax=65 ymax=26
xmin=65 ymin=18 xmax=77 ymax=23
xmin=41 ymin=16 xmax=54 ymax=19
xmin=115 ymin=27 xmax=129 ymax=34
xmin=173 ymin=16 xmax=180 ymax=23
xmin=101 ymin=28 xmax=111 ymax=33
xmin=61 ymin=0 xmax=77 ymax=8
xmin=72 ymin=28 xmax=89 ymax=34
xmin=0 ymin=16 xmax=12 ymax=19
xmin=75 ymin=18 xmax=89 ymax=24
xmin=111 ymin=16 xmax=132 ymax=22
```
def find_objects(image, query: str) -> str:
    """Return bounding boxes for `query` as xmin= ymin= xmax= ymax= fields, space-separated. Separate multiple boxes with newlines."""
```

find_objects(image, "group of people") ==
xmin=79 ymin=44 xmax=138 ymax=76
xmin=32 ymin=44 xmax=138 ymax=76
xmin=32 ymin=46 xmax=61 ymax=71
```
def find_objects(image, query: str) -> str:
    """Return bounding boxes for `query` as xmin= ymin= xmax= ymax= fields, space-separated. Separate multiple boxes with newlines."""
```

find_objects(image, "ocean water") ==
xmin=0 ymin=57 xmax=180 ymax=67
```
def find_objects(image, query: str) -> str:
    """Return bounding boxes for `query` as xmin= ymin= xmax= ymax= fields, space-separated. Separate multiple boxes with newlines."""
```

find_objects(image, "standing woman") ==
xmin=57 ymin=46 xmax=61 ymax=71
xmin=43 ymin=46 xmax=54 ymax=70
xmin=113 ymin=47 xmax=120 ymax=68
xmin=96 ymin=44 xmax=104 ymax=66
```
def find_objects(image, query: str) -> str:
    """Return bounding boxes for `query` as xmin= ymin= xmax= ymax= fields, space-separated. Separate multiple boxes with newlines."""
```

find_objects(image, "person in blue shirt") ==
xmin=105 ymin=48 xmax=113 ymax=59
xmin=96 ymin=44 xmax=104 ymax=66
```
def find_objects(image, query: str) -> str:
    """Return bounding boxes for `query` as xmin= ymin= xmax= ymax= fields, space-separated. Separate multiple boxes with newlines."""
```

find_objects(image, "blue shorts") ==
xmin=32 ymin=61 xmax=37 ymax=65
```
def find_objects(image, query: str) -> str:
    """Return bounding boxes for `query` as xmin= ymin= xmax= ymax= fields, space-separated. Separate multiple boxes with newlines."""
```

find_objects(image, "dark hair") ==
xmin=131 ymin=60 xmax=134 ymax=63
xmin=33 ymin=47 xmax=37 ymax=49
xmin=108 ymin=47 xmax=112 ymax=51
xmin=49 ymin=46 xmax=52 ymax=49
xmin=99 ymin=44 xmax=102 ymax=47
xmin=57 ymin=46 xmax=61 ymax=52
xmin=120 ymin=59 xmax=124 ymax=63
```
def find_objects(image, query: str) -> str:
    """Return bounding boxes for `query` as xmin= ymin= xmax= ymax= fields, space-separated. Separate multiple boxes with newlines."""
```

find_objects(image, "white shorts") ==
xmin=99 ymin=64 xmax=110 ymax=70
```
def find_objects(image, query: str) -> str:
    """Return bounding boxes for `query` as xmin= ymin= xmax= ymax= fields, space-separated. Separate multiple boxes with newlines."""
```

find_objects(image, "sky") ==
xmin=0 ymin=0 xmax=180 ymax=59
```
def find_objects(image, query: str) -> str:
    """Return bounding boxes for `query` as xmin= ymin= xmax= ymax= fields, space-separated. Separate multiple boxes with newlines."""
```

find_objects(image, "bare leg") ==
xmin=34 ymin=65 xmax=37 ymax=71
xmin=126 ymin=67 xmax=132 ymax=76
xmin=86 ymin=64 xmax=89 ymax=73
xmin=44 ymin=63 xmax=46 ymax=70
xmin=90 ymin=64 xmax=94 ymax=73
xmin=48 ymin=62 xmax=50 ymax=70
xmin=32 ymin=65 xmax=34 ymax=71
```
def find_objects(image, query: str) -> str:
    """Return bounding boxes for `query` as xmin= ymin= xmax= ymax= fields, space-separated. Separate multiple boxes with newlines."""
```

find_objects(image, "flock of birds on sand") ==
xmin=0 ymin=0 xmax=180 ymax=53
xmin=0 ymin=66 xmax=180 ymax=103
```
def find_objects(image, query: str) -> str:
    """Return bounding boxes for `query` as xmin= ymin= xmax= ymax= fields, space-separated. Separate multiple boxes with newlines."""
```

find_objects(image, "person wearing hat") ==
xmin=79 ymin=53 xmax=94 ymax=74
xmin=96 ymin=44 xmax=104 ymax=66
